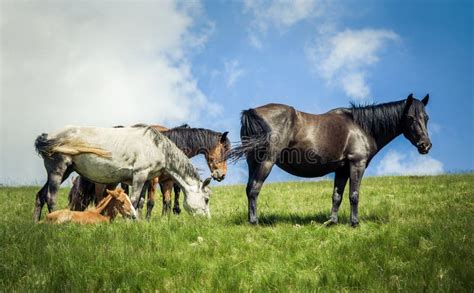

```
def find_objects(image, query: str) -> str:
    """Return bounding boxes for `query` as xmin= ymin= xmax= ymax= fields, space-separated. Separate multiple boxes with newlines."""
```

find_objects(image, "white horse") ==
xmin=33 ymin=125 xmax=212 ymax=221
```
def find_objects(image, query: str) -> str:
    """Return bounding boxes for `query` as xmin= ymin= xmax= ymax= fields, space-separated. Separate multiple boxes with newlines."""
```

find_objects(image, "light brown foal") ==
xmin=46 ymin=188 xmax=135 ymax=224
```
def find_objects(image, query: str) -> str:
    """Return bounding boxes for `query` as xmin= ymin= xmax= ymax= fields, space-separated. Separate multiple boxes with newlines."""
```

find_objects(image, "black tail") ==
xmin=34 ymin=133 xmax=55 ymax=157
xmin=68 ymin=176 xmax=97 ymax=211
xmin=227 ymin=109 xmax=271 ymax=163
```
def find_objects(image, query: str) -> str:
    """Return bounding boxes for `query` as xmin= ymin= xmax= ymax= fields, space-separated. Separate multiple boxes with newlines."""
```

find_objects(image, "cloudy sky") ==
xmin=1 ymin=0 xmax=472 ymax=185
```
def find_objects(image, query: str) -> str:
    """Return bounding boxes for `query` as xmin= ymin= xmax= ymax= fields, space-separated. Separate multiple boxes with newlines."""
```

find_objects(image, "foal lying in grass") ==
xmin=45 ymin=188 xmax=136 ymax=224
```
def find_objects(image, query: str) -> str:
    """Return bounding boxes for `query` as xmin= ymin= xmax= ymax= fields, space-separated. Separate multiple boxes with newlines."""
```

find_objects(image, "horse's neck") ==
xmin=181 ymin=142 xmax=207 ymax=158
xmin=165 ymin=166 xmax=199 ymax=195
xmin=153 ymin=129 xmax=201 ymax=193
xmin=357 ymin=105 xmax=405 ymax=152
xmin=373 ymin=127 xmax=403 ymax=151
xmin=94 ymin=195 xmax=113 ymax=214
xmin=166 ymin=130 xmax=213 ymax=158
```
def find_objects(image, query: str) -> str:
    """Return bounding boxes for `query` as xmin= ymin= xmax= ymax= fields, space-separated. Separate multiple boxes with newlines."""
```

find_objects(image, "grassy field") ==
xmin=0 ymin=174 xmax=472 ymax=291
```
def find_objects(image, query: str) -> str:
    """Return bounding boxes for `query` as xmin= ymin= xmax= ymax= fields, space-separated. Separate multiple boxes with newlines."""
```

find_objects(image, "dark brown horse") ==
xmin=69 ymin=125 xmax=230 ymax=219
xmin=229 ymin=94 xmax=431 ymax=226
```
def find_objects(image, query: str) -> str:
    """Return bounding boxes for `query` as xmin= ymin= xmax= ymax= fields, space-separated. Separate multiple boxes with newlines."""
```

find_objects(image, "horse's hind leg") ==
xmin=46 ymin=159 xmax=73 ymax=213
xmin=324 ymin=167 xmax=349 ymax=226
xmin=33 ymin=181 xmax=48 ymax=222
xmin=172 ymin=183 xmax=181 ymax=214
xmin=34 ymin=156 xmax=72 ymax=221
xmin=245 ymin=156 xmax=274 ymax=225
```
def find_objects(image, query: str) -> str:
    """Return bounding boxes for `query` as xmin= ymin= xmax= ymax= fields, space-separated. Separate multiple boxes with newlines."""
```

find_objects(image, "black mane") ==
xmin=350 ymin=99 xmax=407 ymax=137
xmin=162 ymin=128 xmax=231 ymax=155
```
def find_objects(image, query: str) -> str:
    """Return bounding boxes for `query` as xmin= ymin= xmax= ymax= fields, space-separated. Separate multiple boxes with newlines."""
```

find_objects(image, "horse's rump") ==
xmin=228 ymin=109 xmax=272 ymax=162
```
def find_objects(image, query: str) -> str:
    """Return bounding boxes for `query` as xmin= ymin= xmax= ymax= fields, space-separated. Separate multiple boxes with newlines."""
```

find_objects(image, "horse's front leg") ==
xmin=145 ymin=178 xmax=158 ymax=220
xmin=349 ymin=160 xmax=366 ymax=227
xmin=130 ymin=172 xmax=148 ymax=219
xmin=324 ymin=168 xmax=349 ymax=226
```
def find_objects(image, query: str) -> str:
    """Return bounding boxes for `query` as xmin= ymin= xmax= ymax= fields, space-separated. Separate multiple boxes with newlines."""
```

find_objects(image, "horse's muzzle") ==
xmin=417 ymin=142 xmax=432 ymax=154
xmin=211 ymin=171 xmax=225 ymax=182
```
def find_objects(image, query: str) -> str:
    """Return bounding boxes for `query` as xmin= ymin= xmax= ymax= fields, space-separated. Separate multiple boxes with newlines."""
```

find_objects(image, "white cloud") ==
xmin=307 ymin=28 xmax=399 ymax=100
xmin=224 ymin=60 xmax=245 ymax=88
xmin=244 ymin=0 xmax=320 ymax=48
xmin=376 ymin=150 xmax=444 ymax=176
xmin=0 ymin=0 xmax=218 ymax=184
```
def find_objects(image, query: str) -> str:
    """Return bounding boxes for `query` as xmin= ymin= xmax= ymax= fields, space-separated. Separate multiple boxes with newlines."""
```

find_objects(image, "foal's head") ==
xmin=105 ymin=188 xmax=137 ymax=219
xmin=206 ymin=132 xmax=230 ymax=182
xmin=402 ymin=93 xmax=432 ymax=154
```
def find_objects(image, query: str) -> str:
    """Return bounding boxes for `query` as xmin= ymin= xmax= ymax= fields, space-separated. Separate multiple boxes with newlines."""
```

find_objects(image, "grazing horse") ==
xmin=46 ymin=188 xmax=135 ymax=224
xmin=33 ymin=125 xmax=212 ymax=222
xmin=69 ymin=125 xmax=230 ymax=219
xmin=148 ymin=126 xmax=230 ymax=217
xmin=229 ymin=94 xmax=432 ymax=226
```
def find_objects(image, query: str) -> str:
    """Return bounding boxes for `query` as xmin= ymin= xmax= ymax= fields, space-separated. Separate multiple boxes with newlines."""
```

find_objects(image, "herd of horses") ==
xmin=34 ymin=93 xmax=432 ymax=226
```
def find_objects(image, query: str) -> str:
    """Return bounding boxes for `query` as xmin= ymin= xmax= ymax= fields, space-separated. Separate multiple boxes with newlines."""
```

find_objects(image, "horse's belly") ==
xmin=276 ymin=160 xmax=346 ymax=178
xmin=72 ymin=155 xmax=133 ymax=184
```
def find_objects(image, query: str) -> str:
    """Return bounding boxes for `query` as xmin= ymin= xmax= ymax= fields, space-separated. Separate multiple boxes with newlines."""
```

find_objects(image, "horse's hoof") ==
xmin=351 ymin=222 xmax=359 ymax=228
xmin=249 ymin=219 xmax=258 ymax=225
xmin=173 ymin=207 xmax=181 ymax=215
xmin=323 ymin=219 xmax=337 ymax=227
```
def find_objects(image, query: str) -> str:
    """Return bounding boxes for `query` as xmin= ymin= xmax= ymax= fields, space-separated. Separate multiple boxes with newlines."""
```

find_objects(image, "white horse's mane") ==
xmin=143 ymin=125 xmax=202 ymax=181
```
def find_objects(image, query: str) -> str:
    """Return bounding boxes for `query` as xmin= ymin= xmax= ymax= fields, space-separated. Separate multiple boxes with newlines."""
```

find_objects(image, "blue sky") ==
xmin=0 ymin=0 xmax=472 ymax=185
xmin=189 ymin=0 xmax=473 ymax=183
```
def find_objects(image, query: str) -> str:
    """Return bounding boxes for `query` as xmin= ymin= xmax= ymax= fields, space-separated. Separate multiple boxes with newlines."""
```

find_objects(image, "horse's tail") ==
xmin=68 ymin=176 xmax=97 ymax=211
xmin=34 ymin=133 xmax=58 ymax=157
xmin=34 ymin=133 xmax=111 ymax=158
xmin=227 ymin=109 xmax=271 ymax=163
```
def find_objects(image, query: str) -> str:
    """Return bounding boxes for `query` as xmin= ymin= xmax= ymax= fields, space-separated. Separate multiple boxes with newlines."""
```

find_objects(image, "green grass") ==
xmin=0 ymin=174 xmax=473 ymax=291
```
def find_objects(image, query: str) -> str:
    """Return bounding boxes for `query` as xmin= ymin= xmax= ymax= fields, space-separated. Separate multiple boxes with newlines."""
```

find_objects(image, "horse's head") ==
xmin=205 ymin=131 xmax=230 ymax=182
xmin=402 ymin=93 xmax=432 ymax=154
xmin=106 ymin=188 xmax=137 ymax=219
xmin=183 ymin=177 xmax=212 ymax=217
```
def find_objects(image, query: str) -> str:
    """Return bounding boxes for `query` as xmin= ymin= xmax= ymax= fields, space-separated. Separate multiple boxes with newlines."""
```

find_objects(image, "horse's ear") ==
xmin=202 ymin=177 xmax=212 ymax=190
xmin=405 ymin=93 xmax=414 ymax=111
xmin=422 ymin=94 xmax=429 ymax=106
xmin=220 ymin=131 xmax=229 ymax=143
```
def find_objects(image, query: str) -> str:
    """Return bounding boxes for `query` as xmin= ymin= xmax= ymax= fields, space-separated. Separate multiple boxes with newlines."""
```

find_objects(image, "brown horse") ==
xmin=46 ymin=188 xmax=135 ymax=224
xmin=69 ymin=124 xmax=230 ymax=219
